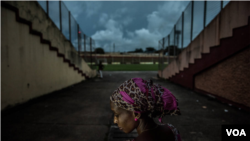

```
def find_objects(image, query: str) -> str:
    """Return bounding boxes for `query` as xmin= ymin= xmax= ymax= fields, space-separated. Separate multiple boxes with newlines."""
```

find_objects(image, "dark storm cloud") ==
xmin=62 ymin=1 xmax=190 ymax=52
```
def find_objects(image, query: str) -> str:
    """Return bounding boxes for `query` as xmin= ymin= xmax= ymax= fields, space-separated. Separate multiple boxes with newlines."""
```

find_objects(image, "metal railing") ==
xmin=158 ymin=0 xmax=230 ymax=72
xmin=37 ymin=1 xmax=96 ymax=67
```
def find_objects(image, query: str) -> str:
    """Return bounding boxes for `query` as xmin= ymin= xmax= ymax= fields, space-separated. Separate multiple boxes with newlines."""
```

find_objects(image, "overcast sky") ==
xmin=38 ymin=1 xmax=230 ymax=52
xmin=62 ymin=1 xmax=190 ymax=52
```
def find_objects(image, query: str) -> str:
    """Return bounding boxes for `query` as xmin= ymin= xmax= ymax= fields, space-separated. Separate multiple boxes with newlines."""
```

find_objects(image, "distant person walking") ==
xmin=98 ymin=61 xmax=104 ymax=78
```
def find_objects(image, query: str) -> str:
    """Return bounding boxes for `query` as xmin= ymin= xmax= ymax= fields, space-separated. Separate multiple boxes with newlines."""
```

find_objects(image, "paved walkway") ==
xmin=2 ymin=71 xmax=250 ymax=141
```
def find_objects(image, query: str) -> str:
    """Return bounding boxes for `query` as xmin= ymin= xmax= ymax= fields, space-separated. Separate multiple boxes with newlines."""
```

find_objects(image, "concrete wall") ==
xmin=3 ymin=1 xmax=93 ymax=72
xmin=161 ymin=1 xmax=250 ymax=79
xmin=1 ymin=2 xmax=96 ymax=110
xmin=194 ymin=47 xmax=250 ymax=108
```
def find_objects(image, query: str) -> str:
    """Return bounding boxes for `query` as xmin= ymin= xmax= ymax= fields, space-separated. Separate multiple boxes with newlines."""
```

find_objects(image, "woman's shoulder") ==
xmin=134 ymin=124 xmax=175 ymax=141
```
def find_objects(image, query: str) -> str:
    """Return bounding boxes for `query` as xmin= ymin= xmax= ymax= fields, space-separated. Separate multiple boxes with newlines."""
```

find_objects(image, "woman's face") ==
xmin=110 ymin=101 xmax=138 ymax=133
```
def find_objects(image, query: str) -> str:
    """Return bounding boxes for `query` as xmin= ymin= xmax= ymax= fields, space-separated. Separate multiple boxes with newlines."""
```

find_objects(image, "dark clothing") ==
xmin=98 ymin=63 xmax=104 ymax=71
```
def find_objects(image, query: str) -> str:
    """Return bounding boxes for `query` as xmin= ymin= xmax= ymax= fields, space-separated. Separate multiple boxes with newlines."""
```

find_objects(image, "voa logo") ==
xmin=226 ymin=129 xmax=246 ymax=136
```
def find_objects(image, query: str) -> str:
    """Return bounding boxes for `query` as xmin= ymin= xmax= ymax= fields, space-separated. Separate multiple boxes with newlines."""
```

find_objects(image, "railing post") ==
xmin=77 ymin=24 xmax=80 ymax=55
xmin=90 ymin=38 xmax=92 ymax=67
xmin=69 ymin=11 xmax=71 ymax=42
xmin=204 ymin=0 xmax=207 ymax=28
xmin=84 ymin=34 xmax=86 ymax=60
xmin=221 ymin=0 xmax=223 ymax=10
xmin=174 ymin=25 xmax=176 ymax=56
xmin=46 ymin=0 xmax=49 ymax=15
xmin=168 ymin=35 xmax=170 ymax=64
xmin=191 ymin=1 xmax=194 ymax=41
xmin=181 ymin=12 xmax=184 ymax=50
xmin=158 ymin=41 xmax=161 ymax=71
xmin=162 ymin=38 xmax=165 ymax=76
xmin=59 ymin=0 xmax=62 ymax=31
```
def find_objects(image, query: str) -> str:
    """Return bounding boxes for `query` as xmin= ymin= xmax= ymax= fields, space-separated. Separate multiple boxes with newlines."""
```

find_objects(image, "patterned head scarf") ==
xmin=110 ymin=78 xmax=181 ymax=123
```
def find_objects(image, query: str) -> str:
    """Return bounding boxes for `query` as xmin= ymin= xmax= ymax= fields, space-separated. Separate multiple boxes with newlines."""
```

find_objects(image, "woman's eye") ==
xmin=115 ymin=115 xmax=119 ymax=117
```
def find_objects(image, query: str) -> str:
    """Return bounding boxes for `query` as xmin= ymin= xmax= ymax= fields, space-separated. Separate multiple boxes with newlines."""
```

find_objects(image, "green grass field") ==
xmin=91 ymin=64 xmax=162 ymax=71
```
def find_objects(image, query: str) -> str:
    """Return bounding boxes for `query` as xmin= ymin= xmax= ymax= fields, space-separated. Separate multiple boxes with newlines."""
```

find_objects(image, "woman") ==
xmin=110 ymin=78 xmax=181 ymax=141
xmin=98 ymin=61 xmax=104 ymax=78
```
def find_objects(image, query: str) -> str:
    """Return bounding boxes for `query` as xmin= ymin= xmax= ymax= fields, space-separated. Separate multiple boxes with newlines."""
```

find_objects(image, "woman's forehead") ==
xmin=110 ymin=101 xmax=130 ymax=113
xmin=110 ymin=101 xmax=119 ymax=111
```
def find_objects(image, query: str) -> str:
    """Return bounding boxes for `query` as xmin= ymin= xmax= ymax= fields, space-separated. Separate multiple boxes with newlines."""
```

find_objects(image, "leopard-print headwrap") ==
xmin=110 ymin=78 xmax=181 ymax=123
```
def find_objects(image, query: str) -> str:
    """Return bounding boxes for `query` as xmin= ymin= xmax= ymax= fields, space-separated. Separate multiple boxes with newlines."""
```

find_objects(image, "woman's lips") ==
xmin=119 ymin=127 xmax=123 ymax=130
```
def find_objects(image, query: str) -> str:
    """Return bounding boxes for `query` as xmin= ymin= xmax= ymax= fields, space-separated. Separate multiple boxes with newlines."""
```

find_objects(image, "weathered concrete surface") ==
xmin=2 ymin=71 xmax=250 ymax=141
xmin=1 ymin=3 xmax=96 ymax=110
xmin=162 ymin=1 xmax=250 ymax=79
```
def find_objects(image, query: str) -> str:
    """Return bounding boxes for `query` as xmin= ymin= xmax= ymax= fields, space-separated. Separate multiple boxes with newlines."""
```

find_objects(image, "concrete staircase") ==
xmin=169 ymin=16 xmax=250 ymax=90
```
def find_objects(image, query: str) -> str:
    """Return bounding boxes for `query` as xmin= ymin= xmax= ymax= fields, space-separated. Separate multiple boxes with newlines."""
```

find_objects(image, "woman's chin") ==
xmin=123 ymin=129 xmax=134 ymax=134
xmin=123 ymin=130 xmax=129 ymax=133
